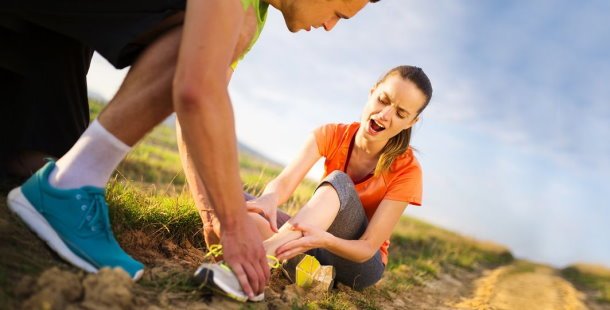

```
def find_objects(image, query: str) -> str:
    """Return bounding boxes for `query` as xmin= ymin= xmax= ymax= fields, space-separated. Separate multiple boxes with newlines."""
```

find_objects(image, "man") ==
xmin=3 ymin=0 xmax=379 ymax=301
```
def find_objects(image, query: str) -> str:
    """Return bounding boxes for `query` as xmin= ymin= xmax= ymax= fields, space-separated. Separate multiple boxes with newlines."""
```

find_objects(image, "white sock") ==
xmin=50 ymin=119 xmax=131 ymax=189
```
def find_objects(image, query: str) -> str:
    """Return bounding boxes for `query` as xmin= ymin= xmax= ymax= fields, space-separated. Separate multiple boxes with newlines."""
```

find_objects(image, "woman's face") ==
xmin=360 ymin=74 xmax=427 ymax=143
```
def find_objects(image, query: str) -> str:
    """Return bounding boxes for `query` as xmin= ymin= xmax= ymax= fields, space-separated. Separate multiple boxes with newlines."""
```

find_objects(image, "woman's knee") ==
xmin=318 ymin=170 xmax=361 ymax=212
xmin=315 ymin=172 xmax=367 ymax=240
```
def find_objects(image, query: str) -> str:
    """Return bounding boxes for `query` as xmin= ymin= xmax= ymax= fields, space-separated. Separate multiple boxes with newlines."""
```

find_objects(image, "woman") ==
xmin=195 ymin=65 xmax=432 ymax=300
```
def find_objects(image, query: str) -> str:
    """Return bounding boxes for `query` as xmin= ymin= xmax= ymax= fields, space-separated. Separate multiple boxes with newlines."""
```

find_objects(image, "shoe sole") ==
xmin=194 ymin=264 xmax=264 ymax=302
xmin=7 ymin=187 xmax=144 ymax=281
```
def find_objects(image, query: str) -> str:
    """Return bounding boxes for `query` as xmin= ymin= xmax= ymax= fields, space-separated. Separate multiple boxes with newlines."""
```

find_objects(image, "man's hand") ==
xmin=221 ymin=214 xmax=270 ymax=298
xmin=246 ymin=194 xmax=279 ymax=232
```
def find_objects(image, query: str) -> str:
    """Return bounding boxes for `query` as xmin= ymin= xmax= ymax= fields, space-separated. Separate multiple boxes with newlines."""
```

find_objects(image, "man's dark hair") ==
xmin=370 ymin=0 xmax=380 ymax=2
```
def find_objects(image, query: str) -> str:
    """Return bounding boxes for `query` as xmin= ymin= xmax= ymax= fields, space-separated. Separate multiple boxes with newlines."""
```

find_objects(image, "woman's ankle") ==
xmin=263 ymin=224 xmax=302 ymax=257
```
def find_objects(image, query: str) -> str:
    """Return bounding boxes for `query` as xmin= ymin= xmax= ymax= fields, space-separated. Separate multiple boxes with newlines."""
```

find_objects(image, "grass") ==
xmin=561 ymin=264 xmax=610 ymax=304
xmin=316 ymin=291 xmax=354 ymax=310
xmin=385 ymin=216 xmax=513 ymax=287
xmin=106 ymin=180 xmax=202 ymax=246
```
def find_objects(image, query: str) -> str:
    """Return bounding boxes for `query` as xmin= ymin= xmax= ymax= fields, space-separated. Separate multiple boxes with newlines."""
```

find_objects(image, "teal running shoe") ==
xmin=7 ymin=161 xmax=144 ymax=280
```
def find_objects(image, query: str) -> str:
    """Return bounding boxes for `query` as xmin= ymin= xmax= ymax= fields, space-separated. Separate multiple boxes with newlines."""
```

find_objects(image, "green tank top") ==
xmin=230 ymin=0 xmax=269 ymax=70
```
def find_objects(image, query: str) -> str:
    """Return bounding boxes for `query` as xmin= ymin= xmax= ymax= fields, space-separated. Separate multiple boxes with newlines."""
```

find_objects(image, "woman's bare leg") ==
xmin=262 ymin=184 xmax=340 ymax=256
xmin=199 ymin=183 xmax=342 ymax=258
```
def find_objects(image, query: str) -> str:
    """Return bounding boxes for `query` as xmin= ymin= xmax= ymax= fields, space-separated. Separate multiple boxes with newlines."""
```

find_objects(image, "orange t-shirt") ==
xmin=314 ymin=122 xmax=423 ymax=265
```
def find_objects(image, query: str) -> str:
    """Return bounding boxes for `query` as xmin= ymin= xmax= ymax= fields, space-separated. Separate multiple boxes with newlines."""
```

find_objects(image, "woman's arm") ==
xmin=263 ymin=133 xmax=321 ymax=204
xmin=276 ymin=199 xmax=409 ymax=263
xmin=247 ymin=133 xmax=322 ymax=231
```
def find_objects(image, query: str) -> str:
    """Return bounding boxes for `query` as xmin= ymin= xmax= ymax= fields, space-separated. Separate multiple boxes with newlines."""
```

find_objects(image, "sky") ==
xmin=86 ymin=0 xmax=610 ymax=268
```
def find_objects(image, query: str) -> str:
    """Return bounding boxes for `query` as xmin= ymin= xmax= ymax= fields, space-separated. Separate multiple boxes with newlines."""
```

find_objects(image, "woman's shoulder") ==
xmin=314 ymin=123 xmax=359 ymax=158
xmin=315 ymin=122 xmax=359 ymax=138
xmin=317 ymin=122 xmax=358 ymax=131
xmin=383 ymin=147 xmax=423 ymax=205
xmin=389 ymin=147 xmax=422 ymax=175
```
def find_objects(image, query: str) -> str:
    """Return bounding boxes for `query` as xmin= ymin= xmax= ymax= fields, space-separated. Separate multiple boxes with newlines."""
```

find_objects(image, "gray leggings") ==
xmin=309 ymin=171 xmax=385 ymax=290
xmin=257 ymin=171 xmax=385 ymax=290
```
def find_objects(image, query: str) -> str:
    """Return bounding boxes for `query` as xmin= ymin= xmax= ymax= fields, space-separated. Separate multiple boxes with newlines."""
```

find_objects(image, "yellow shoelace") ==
xmin=205 ymin=244 xmax=280 ymax=269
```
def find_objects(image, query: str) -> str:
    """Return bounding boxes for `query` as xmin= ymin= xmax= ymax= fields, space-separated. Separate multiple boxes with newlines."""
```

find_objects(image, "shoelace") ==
xmin=78 ymin=193 xmax=112 ymax=239
xmin=205 ymin=244 xmax=280 ymax=269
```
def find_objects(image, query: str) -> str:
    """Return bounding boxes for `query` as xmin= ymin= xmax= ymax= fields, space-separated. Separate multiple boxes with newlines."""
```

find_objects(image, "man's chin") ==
xmin=283 ymin=20 xmax=302 ymax=33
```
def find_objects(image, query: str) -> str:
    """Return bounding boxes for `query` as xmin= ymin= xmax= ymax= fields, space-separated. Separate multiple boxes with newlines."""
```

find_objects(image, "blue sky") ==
xmin=87 ymin=0 xmax=610 ymax=267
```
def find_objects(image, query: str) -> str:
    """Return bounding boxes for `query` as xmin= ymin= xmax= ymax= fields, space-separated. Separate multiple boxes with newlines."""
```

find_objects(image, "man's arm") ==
xmin=173 ymin=0 xmax=268 ymax=298
xmin=176 ymin=69 xmax=235 ymax=245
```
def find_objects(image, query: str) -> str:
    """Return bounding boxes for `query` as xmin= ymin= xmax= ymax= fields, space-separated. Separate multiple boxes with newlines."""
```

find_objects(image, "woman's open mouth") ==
xmin=368 ymin=118 xmax=386 ymax=134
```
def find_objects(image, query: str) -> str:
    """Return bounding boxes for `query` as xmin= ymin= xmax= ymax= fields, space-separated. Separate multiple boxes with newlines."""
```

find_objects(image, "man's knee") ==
xmin=110 ymin=26 xmax=182 ymax=117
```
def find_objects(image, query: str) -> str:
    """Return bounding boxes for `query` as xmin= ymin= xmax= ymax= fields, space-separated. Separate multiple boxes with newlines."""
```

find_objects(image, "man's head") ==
xmin=269 ymin=0 xmax=379 ymax=32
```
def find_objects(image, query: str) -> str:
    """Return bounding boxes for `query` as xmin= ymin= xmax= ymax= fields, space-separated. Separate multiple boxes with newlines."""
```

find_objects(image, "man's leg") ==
xmin=0 ymin=68 xmax=26 ymax=178
xmin=0 ymin=21 xmax=92 ymax=179
xmin=8 ymin=26 xmax=183 ymax=280
xmin=98 ymin=28 xmax=180 ymax=145
xmin=51 ymin=26 xmax=181 ymax=189
xmin=0 ymin=22 xmax=29 ymax=170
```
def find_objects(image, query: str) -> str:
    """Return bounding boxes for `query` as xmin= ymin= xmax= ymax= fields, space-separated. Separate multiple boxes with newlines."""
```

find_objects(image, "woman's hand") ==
xmin=246 ymin=193 xmax=279 ymax=232
xmin=276 ymin=223 xmax=333 ymax=261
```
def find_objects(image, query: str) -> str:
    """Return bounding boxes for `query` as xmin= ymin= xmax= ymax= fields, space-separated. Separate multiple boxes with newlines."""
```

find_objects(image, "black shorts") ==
xmin=0 ymin=23 xmax=93 ymax=161
xmin=0 ymin=1 xmax=186 ymax=162
xmin=1 ymin=0 xmax=186 ymax=69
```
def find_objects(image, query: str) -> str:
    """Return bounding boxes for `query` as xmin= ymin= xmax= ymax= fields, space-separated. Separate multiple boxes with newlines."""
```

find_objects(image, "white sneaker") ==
xmin=193 ymin=263 xmax=264 ymax=302
xmin=193 ymin=245 xmax=279 ymax=302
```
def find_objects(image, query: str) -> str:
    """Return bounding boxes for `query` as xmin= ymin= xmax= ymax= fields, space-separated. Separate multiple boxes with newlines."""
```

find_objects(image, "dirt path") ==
xmin=454 ymin=262 xmax=588 ymax=310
